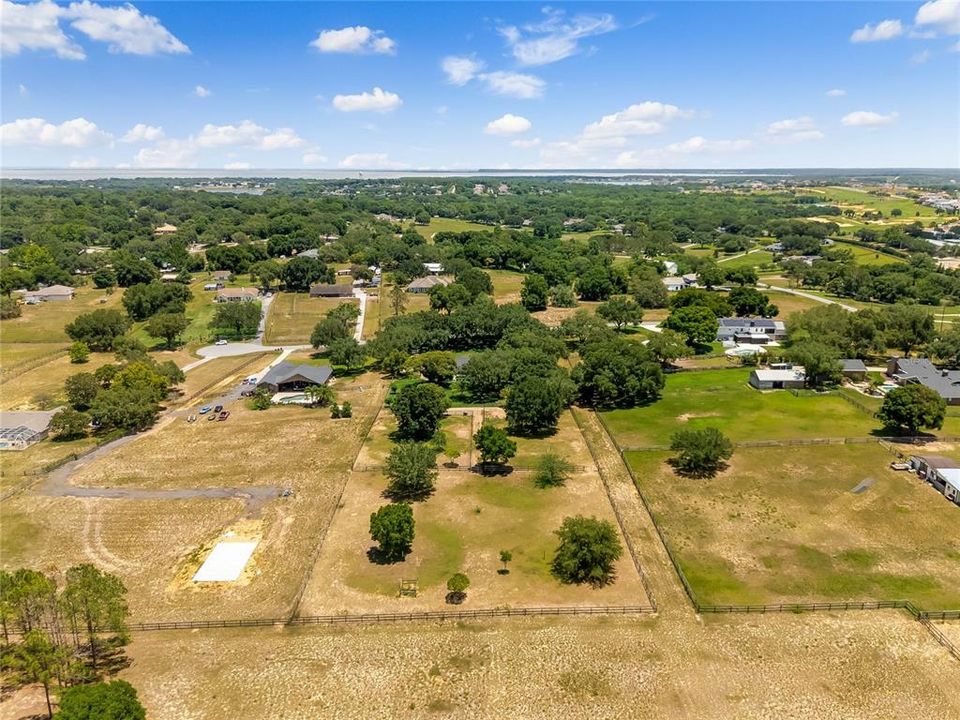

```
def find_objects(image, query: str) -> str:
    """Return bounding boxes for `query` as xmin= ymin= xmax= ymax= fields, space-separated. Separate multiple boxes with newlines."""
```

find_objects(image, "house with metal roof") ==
xmin=256 ymin=362 xmax=333 ymax=394
xmin=23 ymin=284 xmax=75 ymax=304
xmin=910 ymin=455 xmax=960 ymax=506
xmin=406 ymin=276 xmax=451 ymax=294
xmin=749 ymin=366 xmax=806 ymax=390
xmin=309 ymin=283 xmax=354 ymax=298
xmin=0 ymin=410 xmax=58 ymax=451
xmin=216 ymin=287 xmax=260 ymax=303
xmin=717 ymin=317 xmax=787 ymax=344
xmin=888 ymin=358 xmax=960 ymax=405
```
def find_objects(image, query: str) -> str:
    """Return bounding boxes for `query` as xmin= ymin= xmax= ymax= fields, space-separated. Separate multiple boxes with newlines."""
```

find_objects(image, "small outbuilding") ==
xmin=23 ymin=284 xmax=75 ymax=303
xmin=0 ymin=410 xmax=57 ymax=450
xmin=309 ymin=284 xmax=354 ymax=298
xmin=256 ymin=362 xmax=333 ymax=394
xmin=749 ymin=366 xmax=806 ymax=390
xmin=840 ymin=359 xmax=868 ymax=381
xmin=910 ymin=455 xmax=960 ymax=506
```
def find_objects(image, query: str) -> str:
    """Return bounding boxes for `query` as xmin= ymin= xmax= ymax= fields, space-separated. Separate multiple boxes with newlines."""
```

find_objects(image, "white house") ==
xmin=749 ymin=366 xmax=806 ymax=390
xmin=910 ymin=455 xmax=960 ymax=506
xmin=423 ymin=262 xmax=444 ymax=275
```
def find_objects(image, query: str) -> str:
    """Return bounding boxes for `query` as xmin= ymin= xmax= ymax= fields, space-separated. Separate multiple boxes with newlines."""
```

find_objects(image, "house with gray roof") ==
xmin=717 ymin=317 xmax=787 ymax=344
xmin=0 ymin=410 xmax=58 ymax=450
xmin=256 ymin=362 xmax=332 ymax=394
xmin=23 ymin=284 xmax=75 ymax=304
xmin=840 ymin=359 xmax=867 ymax=381
xmin=888 ymin=358 xmax=960 ymax=405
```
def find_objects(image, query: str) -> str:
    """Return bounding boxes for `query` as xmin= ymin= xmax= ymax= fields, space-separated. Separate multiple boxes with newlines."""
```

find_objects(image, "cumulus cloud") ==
xmin=442 ymin=55 xmax=484 ymax=85
xmin=1 ymin=0 xmax=85 ymax=59
xmin=850 ymin=19 xmax=904 ymax=43
xmin=0 ymin=116 xmax=112 ymax=147
xmin=195 ymin=120 xmax=307 ymax=149
xmin=484 ymin=113 xmax=532 ymax=135
xmin=582 ymin=101 xmax=694 ymax=139
xmin=915 ymin=0 xmax=960 ymax=35
xmin=121 ymin=123 xmax=164 ymax=143
xmin=194 ymin=85 xmax=211 ymax=98
xmin=302 ymin=150 xmax=328 ymax=165
xmin=500 ymin=7 xmax=618 ymax=65
xmin=841 ymin=110 xmax=899 ymax=126
xmin=479 ymin=71 xmax=545 ymax=99
xmin=826 ymin=88 xmax=847 ymax=97
xmin=332 ymin=87 xmax=402 ymax=112
xmin=338 ymin=152 xmax=406 ymax=169
xmin=765 ymin=116 xmax=825 ymax=143
xmin=309 ymin=26 xmax=396 ymax=54
xmin=133 ymin=138 xmax=197 ymax=168
xmin=612 ymin=137 xmax=753 ymax=168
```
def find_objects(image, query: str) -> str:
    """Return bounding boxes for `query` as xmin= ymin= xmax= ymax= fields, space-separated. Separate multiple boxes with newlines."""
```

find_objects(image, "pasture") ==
xmin=0 ymin=286 xmax=122 ymax=345
xmin=299 ymin=407 xmax=645 ymax=614
xmin=263 ymin=292 xmax=358 ymax=345
xmin=422 ymin=217 xmax=494 ymax=239
xmin=717 ymin=250 xmax=774 ymax=270
xmin=814 ymin=186 xmax=938 ymax=219
xmin=0 ymin=351 xmax=116 ymax=410
xmin=625 ymin=443 xmax=960 ymax=608
xmin=831 ymin=240 xmax=904 ymax=266
xmin=600 ymin=369 xmax=877 ymax=449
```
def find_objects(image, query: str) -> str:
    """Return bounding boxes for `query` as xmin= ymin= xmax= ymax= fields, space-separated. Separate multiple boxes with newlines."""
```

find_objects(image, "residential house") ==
xmin=297 ymin=248 xmax=320 ymax=259
xmin=423 ymin=262 xmax=444 ymax=275
xmin=160 ymin=272 xmax=180 ymax=283
xmin=0 ymin=410 xmax=57 ymax=451
xmin=215 ymin=287 xmax=260 ymax=303
xmin=910 ymin=455 xmax=960 ymax=506
xmin=749 ymin=366 xmax=806 ymax=390
xmin=888 ymin=358 xmax=960 ymax=405
xmin=203 ymin=283 xmax=219 ymax=291
xmin=406 ymin=276 xmax=451 ymax=294
xmin=309 ymin=284 xmax=354 ymax=298
xmin=211 ymin=270 xmax=232 ymax=282
xmin=662 ymin=260 xmax=679 ymax=276
xmin=257 ymin=362 xmax=333 ymax=394
xmin=717 ymin=317 xmax=787 ymax=344
xmin=840 ymin=359 xmax=868 ymax=381
xmin=154 ymin=223 xmax=178 ymax=235
xmin=662 ymin=276 xmax=696 ymax=292
xmin=23 ymin=285 xmax=75 ymax=303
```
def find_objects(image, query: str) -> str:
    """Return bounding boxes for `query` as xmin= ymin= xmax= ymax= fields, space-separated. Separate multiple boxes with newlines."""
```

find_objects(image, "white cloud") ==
xmin=915 ymin=0 xmax=960 ymax=35
xmin=841 ymin=110 xmax=899 ymax=127
xmin=765 ymin=116 xmax=825 ymax=143
xmin=194 ymin=85 xmax=211 ymax=98
xmin=850 ymin=19 xmax=904 ymax=43
xmin=582 ymin=101 xmax=694 ymax=139
xmin=484 ymin=113 xmax=532 ymax=135
xmin=511 ymin=137 xmax=541 ymax=148
xmin=479 ymin=71 xmax=545 ymax=99
xmin=18 ymin=83 xmax=28 ymax=96
xmin=196 ymin=120 xmax=307 ymax=150
xmin=302 ymin=151 xmax=328 ymax=165
xmin=952 ymin=40 xmax=960 ymax=51
xmin=0 ymin=116 xmax=112 ymax=147
xmin=133 ymin=139 xmax=197 ymax=168
xmin=826 ymin=88 xmax=847 ymax=97
xmin=224 ymin=161 xmax=251 ymax=170
xmin=121 ymin=123 xmax=164 ymax=143
xmin=1 ymin=0 xmax=85 ymax=59
xmin=500 ymin=7 xmax=618 ymax=66
xmin=338 ymin=152 xmax=406 ymax=169
xmin=612 ymin=137 xmax=753 ymax=168
xmin=441 ymin=56 xmax=484 ymax=85
xmin=910 ymin=49 xmax=932 ymax=64
xmin=309 ymin=26 xmax=396 ymax=54
xmin=65 ymin=0 xmax=189 ymax=55
xmin=332 ymin=87 xmax=402 ymax=112
xmin=68 ymin=156 xmax=99 ymax=168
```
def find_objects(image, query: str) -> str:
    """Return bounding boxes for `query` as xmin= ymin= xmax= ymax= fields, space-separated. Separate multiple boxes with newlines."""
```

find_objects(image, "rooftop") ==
xmin=258 ymin=362 xmax=332 ymax=388
xmin=891 ymin=358 xmax=960 ymax=401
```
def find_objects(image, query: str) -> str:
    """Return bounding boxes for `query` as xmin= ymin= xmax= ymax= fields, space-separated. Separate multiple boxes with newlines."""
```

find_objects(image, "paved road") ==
xmin=760 ymin=283 xmax=858 ymax=312
xmin=353 ymin=288 xmax=368 ymax=343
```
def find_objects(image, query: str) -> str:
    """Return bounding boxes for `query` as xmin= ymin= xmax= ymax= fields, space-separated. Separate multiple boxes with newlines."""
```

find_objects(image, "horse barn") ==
xmin=910 ymin=455 xmax=960 ymax=506
xmin=255 ymin=362 xmax=333 ymax=394
xmin=0 ymin=410 xmax=57 ymax=451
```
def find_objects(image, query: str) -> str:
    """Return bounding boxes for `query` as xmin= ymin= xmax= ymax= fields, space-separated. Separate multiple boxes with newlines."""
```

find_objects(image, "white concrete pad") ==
xmin=192 ymin=541 xmax=258 ymax=582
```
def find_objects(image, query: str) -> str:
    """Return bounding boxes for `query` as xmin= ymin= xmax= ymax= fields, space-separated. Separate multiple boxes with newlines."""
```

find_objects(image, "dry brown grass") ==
xmin=0 ymin=287 xmax=122 ymax=345
xmin=299 ymin=408 xmax=645 ymax=615
xmin=0 ymin=352 xmax=116 ymax=410
xmin=264 ymin=292 xmax=358 ymax=345
xmin=116 ymin=611 xmax=960 ymax=720
xmin=174 ymin=353 xmax=272 ymax=403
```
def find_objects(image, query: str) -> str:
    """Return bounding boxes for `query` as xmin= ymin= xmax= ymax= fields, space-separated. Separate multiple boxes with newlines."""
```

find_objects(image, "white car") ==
xmin=215 ymin=339 xmax=228 ymax=346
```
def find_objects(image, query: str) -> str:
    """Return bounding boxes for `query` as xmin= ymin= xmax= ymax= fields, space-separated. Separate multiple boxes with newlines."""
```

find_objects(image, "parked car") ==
xmin=241 ymin=390 xmax=255 ymax=397
xmin=217 ymin=411 xmax=230 ymax=421
xmin=213 ymin=405 xmax=223 ymax=413
xmin=207 ymin=412 xmax=218 ymax=421
xmin=199 ymin=406 xmax=212 ymax=414
xmin=187 ymin=414 xmax=197 ymax=423
xmin=215 ymin=339 xmax=228 ymax=346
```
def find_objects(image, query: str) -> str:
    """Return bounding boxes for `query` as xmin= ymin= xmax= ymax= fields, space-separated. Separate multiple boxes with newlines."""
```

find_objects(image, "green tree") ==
xmin=390 ymin=283 xmax=407 ymax=316
xmin=533 ymin=453 xmax=574 ymax=488
xmin=68 ymin=341 xmax=90 ymax=364
xmin=392 ymin=382 xmax=449 ymax=440
xmin=91 ymin=268 xmax=117 ymax=290
xmin=12 ymin=630 xmax=64 ymax=719
xmin=881 ymin=305 xmax=936 ymax=356
xmin=878 ymin=385 xmax=946 ymax=435
xmin=1 ymin=296 xmax=22 ymax=319
xmin=457 ymin=352 xmax=511 ymax=402
xmin=696 ymin=262 xmax=726 ymax=289
xmin=573 ymin=338 xmax=664 ymax=408
xmin=310 ymin=316 xmax=350 ymax=348
xmin=280 ymin=256 xmax=331 ymax=292
xmin=327 ymin=337 xmax=366 ymax=369
xmin=457 ymin=267 xmax=493 ymax=295
xmin=121 ymin=282 xmax=191 ymax=321
xmin=248 ymin=259 xmax=281 ymax=292
xmin=211 ymin=301 xmax=261 ymax=338
xmin=520 ymin=274 xmax=549 ymax=311
xmin=498 ymin=550 xmax=512 ymax=574
xmin=549 ymin=284 xmax=578 ymax=308
xmin=505 ymin=372 xmax=576 ymax=436
xmin=472 ymin=423 xmax=517 ymax=471
xmin=60 ymin=564 xmax=129 ymax=673
xmin=384 ymin=442 xmax=439 ymax=501
xmin=662 ymin=305 xmax=718 ymax=348
xmin=669 ymin=427 xmax=734 ymax=477
xmin=65 ymin=310 xmax=130 ymax=352
xmin=597 ymin=297 xmax=643 ymax=331
xmin=551 ymin=516 xmax=623 ymax=586
xmin=369 ymin=503 xmax=415 ymax=562
xmin=55 ymin=680 xmax=146 ymax=720
xmin=445 ymin=573 xmax=470 ymax=604
xmin=646 ymin=329 xmax=690 ymax=366
xmin=49 ymin=408 xmax=89 ymax=441
xmin=304 ymin=384 xmax=335 ymax=407
xmin=381 ymin=350 xmax=408 ymax=378
xmin=412 ymin=351 xmax=457 ymax=385
xmin=65 ymin=373 xmax=100 ymax=410
xmin=88 ymin=386 xmax=159 ymax=432
xmin=787 ymin=340 xmax=842 ymax=388
xmin=728 ymin=287 xmax=775 ymax=317
xmin=929 ymin=327 xmax=960 ymax=369
xmin=146 ymin=312 xmax=189 ymax=350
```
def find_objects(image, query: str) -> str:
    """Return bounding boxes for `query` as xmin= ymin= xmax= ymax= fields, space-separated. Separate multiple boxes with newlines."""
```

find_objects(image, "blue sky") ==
xmin=1 ymin=1 xmax=957 ymax=169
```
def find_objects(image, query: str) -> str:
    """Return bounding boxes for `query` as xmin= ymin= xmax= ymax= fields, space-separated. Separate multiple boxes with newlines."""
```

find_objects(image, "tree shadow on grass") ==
xmin=666 ymin=457 xmax=729 ymax=479
xmin=366 ymin=546 xmax=410 ymax=566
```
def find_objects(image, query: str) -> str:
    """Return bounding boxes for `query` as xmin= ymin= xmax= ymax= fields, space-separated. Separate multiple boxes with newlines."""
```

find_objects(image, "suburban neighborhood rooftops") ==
xmin=257 ymin=362 xmax=332 ymax=388
xmin=890 ymin=358 xmax=960 ymax=401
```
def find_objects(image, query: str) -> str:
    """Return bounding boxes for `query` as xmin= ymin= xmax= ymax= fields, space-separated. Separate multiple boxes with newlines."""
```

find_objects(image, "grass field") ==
xmin=487 ymin=269 xmax=525 ymax=304
xmin=626 ymin=443 xmax=960 ymax=608
xmin=0 ymin=286 xmax=122 ymax=345
xmin=128 ymin=278 xmax=224 ymax=350
xmin=109 ymin=612 xmax=960 ymax=720
xmin=601 ymin=369 xmax=877 ymax=449
xmin=0 ymin=351 xmax=117 ymax=410
xmin=762 ymin=288 xmax=826 ymax=317
xmin=814 ymin=186 xmax=938 ymax=219
xmin=299 ymin=407 xmax=644 ymax=614
xmin=263 ymin=292 xmax=358 ymax=345
xmin=422 ymin=217 xmax=495 ymax=239
xmin=717 ymin=250 xmax=774 ymax=269
xmin=830 ymin=240 xmax=904 ymax=266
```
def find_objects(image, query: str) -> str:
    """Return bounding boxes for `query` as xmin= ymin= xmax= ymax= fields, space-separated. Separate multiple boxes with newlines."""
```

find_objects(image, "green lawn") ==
xmin=625 ymin=444 xmax=960 ymax=609
xmin=601 ymin=369 xmax=877 ymax=449
xmin=718 ymin=250 xmax=774 ymax=270
xmin=422 ymin=217 xmax=495 ymax=239
xmin=0 ymin=286 xmax=122 ymax=344
xmin=830 ymin=240 xmax=904 ymax=266
xmin=814 ymin=186 xmax=939 ymax=219
xmin=263 ymin=292 xmax=358 ymax=345
xmin=487 ymin=269 xmax=525 ymax=302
